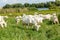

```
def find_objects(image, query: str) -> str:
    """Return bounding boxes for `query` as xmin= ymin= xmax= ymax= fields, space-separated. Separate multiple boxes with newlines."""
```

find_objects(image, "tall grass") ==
xmin=0 ymin=8 xmax=60 ymax=40
xmin=0 ymin=16 xmax=60 ymax=40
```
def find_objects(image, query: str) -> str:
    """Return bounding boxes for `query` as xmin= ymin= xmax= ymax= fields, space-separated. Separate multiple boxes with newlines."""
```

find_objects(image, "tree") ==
xmin=3 ymin=1 xmax=60 ymax=9
xmin=55 ymin=1 xmax=60 ymax=6
xmin=3 ymin=4 xmax=11 ymax=8
xmin=39 ymin=3 xmax=45 ymax=8
xmin=46 ymin=2 xmax=56 ymax=8
xmin=24 ymin=3 xmax=30 ymax=7
xmin=12 ymin=3 xmax=23 ymax=8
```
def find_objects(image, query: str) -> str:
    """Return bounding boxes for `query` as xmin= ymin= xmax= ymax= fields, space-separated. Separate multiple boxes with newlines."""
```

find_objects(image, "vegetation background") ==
xmin=0 ymin=0 xmax=60 ymax=40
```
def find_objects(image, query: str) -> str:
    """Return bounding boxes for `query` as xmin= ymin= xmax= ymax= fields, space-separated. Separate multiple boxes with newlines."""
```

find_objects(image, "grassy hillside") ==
xmin=0 ymin=8 xmax=60 ymax=16
xmin=0 ymin=8 xmax=60 ymax=40
xmin=0 ymin=17 xmax=60 ymax=40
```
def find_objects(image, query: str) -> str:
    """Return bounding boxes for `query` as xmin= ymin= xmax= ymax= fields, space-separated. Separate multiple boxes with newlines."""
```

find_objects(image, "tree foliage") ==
xmin=3 ymin=1 xmax=60 ymax=9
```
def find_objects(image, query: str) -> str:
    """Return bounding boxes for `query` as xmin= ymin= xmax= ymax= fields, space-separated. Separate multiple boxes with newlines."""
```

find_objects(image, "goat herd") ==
xmin=0 ymin=12 xmax=59 ymax=31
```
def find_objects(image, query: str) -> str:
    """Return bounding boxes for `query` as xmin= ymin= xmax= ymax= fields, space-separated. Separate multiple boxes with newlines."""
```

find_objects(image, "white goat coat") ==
xmin=52 ymin=15 xmax=59 ymax=24
xmin=0 ymin=16 xmax=8 ymax=28
xmin=44 ymin=14 xmax=52 ymax=20
xmin=22 ymin=14 xmax=42 ymax=31
xmin=33 ymin=15 xmax=44 ymax=24
xmin=16 ymin=16 xmax=22 ymax=24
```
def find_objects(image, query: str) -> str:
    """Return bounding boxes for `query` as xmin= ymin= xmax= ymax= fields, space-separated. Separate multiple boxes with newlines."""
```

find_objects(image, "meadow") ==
xmin=0 ymin=8 xmax=60 ymax=40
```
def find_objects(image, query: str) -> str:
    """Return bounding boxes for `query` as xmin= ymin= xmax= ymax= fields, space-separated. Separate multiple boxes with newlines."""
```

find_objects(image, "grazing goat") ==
xmin=0 ymin=16 xmax=8 ymax=28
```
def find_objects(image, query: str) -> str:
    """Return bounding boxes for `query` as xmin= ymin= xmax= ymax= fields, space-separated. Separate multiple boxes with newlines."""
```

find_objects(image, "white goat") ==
xmin=15 ymin=16 xmax=22 ymax=24
xmin=52 ymin=13 xmax=59 ymax=24
xmin=44 ymin=14 xmax=52 ymax=20
xmin=22 ymin=14 xmax=42 ymax=31
xmin=0 ymin=16 xmax=8 ymax=28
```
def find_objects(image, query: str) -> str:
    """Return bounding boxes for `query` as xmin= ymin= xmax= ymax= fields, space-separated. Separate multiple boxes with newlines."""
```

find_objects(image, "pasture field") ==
xmin=0 ymin=8 xmax=60 ymax=16
xmin=0 ymin=9 xmax=60 ymax=40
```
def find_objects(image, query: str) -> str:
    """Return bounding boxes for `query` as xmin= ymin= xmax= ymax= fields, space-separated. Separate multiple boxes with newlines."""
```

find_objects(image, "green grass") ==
xmin=0 ymin=9 xmax=60 ymax=40
xmin=0 ymin=17 xmax=60 ymax=40
xmin=0 ymin=9 xmax=60 ymax=16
